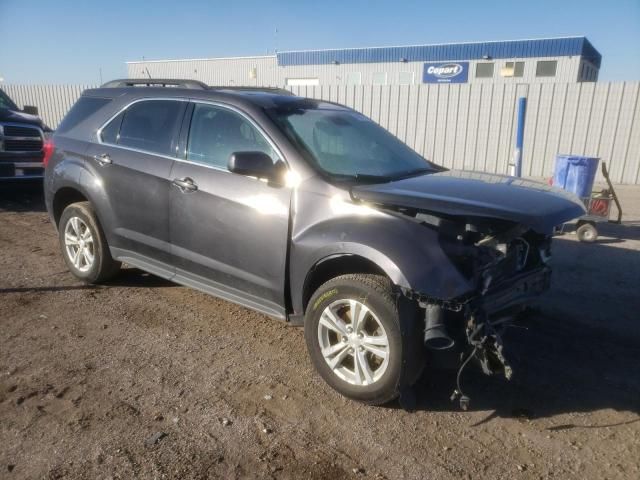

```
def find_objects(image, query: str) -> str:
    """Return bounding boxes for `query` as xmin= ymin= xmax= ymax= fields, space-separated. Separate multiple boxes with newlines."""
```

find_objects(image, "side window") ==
xmin=186 ymin=104 xmax=278 ymax=169
xmin=117 ymin=100 xmax=184 ymax=156
xmin=100 ymin=111 xmax=123 ymax=144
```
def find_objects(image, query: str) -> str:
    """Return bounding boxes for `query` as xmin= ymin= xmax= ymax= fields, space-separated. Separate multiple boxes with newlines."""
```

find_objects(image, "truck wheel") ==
xmin=576 ymin=222 xmax=598 ymax=243
xmin=58 ymin=202 xmax=121 ymax=283
xmin=304 ymin=274 xmax=424 ymax=405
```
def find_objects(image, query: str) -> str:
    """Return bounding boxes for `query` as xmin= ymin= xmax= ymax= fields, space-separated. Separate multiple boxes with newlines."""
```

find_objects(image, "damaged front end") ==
xmin=405 ymin=215 xmax=553 ymax=409
xmin=348 ymin=170 xmax=586 ymax=408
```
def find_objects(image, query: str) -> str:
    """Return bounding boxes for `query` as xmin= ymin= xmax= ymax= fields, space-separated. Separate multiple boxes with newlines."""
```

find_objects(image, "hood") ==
xmin=0 ymin=108 xmax=48 ymax=130
xmin=351 ymin=170 xmax=586 ymax=233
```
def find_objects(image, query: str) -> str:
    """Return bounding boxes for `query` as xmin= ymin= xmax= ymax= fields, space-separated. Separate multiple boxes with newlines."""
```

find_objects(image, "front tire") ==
xmin=58 ymin=202 xmax=121 ymax=284
xmin=304 ymin=274 xmax=424 ymax=405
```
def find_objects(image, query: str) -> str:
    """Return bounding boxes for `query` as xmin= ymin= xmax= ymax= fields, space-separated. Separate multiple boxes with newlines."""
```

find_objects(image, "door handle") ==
xmin=172 ymin=177 xmax=198 ymax=192
xmin=94 ymin=153 xmax=112 ymax=166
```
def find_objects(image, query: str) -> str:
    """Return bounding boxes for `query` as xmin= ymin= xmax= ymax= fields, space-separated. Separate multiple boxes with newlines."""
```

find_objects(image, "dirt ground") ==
xmin=1 ymin=182 xmax=639 ymax=480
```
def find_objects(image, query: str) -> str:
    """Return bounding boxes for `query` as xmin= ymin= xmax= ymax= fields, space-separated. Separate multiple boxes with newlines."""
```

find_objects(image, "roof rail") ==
xmin=101 ymin=78 xmax=209 ymax=90
xmin=209 ymin=86 xmax=295 ymax=96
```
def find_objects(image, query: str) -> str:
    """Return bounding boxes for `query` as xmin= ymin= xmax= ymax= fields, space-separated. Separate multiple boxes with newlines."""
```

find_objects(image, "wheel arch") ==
xmin=52 ymin=187 xmax=89 ymax=228
xmin=300 ymin=250 xmax=409 ymax=315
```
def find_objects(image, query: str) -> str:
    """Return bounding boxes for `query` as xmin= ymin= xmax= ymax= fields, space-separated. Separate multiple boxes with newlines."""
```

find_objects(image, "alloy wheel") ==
xmin=317 ymin=299 xmax=390 ymax=386
xmin=64 ymin=216 xmax=95 ymax=273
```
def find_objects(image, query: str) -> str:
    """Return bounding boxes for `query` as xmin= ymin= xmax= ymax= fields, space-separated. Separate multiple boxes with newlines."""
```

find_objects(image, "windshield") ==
xmin=266 ymin=104 xmax=438 ymax=181
xmin=0 ymin=89 xmax=18 ymax=110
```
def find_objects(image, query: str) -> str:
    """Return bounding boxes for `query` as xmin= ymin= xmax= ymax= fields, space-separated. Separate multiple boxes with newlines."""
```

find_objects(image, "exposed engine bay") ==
xmin=403 ymin=211 xmax=553 ymax=409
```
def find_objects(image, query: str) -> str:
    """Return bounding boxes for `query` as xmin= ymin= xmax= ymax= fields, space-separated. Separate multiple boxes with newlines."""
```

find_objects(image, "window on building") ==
xmin=536 ymin=60 xmax=557 ymax=77
xmin=514 ymin=62 xmax=525 ymax=77
xmin=117 ymin=100 xmax=184 ymax=156
xmin=501 ymin=61 xmax=525 ymax=78
xmin=398 ymin=71 xmax=414 ymax=85
xmin=372 ymin=72 xmax=387 ymax=85
xmin=286 ymin=78 xmax=319 ymax=87
xmin=475 ymin=63 xmax=494 ymax=78
xmin=345 ymin=72 xmax=362 ymax=85
xmin=186 ymin=104 xmax=277 ymax=169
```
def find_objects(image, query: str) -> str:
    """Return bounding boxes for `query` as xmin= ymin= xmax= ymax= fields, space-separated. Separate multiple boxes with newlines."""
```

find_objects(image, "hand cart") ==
xmin=560 ymin=162 xmax=623 ymax=242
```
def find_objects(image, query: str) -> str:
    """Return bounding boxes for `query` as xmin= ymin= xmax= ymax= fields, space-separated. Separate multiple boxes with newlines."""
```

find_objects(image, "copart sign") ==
xmin=422 ymin=62 xmax=469 ymax=83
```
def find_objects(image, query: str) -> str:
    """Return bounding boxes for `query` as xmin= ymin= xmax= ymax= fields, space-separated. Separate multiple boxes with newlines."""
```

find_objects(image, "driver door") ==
xmin=169 ymin=102 xmax=292 ymax=318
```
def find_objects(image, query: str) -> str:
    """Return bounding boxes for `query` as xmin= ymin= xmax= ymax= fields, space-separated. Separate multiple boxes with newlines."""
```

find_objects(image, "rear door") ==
xmin=168 ymin=102 xmax=292 ymax=318
xmin=87 ymin=98 xmax=187 ymax=276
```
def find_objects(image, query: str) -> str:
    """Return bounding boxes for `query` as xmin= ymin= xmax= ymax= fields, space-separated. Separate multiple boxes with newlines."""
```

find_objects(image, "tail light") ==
xmin=42 ymin=139 xmax=55 ymax=167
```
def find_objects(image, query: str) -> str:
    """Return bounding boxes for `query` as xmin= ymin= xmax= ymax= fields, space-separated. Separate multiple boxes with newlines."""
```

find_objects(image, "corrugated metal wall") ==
xmin=127 ymin=56 xmax=279 ymax=87
xmin=3 ymin=84 xmax=96 ymax=130
xmin=4 ymin=82 xmax=639 ymax=184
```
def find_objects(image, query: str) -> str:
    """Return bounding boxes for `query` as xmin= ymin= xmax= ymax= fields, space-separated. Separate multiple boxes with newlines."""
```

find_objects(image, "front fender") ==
xmin=289 ymin=194 xmax=474 ymax=314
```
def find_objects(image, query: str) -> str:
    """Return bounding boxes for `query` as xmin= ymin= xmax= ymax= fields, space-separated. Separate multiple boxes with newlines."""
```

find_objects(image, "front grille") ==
xmin=3 ymin=125 xmax=42 ymax=137
xmin=0 ymin=122 xmax=43 ymax=153
xmin=4 ymin=139 xmax=43 ymax=152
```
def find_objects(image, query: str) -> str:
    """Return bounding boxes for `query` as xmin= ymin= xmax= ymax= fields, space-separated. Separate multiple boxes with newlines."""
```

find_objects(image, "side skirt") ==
xmin=110 ymin=247 xmax=287 ymax=321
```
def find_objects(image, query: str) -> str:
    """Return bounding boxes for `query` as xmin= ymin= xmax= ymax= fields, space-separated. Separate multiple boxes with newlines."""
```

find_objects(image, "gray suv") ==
xmin=44 ymin=79 xmax=584 ymax=406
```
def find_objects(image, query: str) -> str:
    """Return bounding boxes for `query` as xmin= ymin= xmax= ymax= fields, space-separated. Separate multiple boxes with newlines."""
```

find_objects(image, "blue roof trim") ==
xmin=277 ymin=37 xmax=601 ymax=68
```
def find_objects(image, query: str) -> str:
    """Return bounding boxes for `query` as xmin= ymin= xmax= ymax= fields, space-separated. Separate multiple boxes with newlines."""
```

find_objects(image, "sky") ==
xmin=0 ymin=0 xmax=638 ymax=84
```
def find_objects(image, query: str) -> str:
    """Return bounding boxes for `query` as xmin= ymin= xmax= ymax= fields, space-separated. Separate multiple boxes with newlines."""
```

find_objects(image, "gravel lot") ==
xmin=1 ymin=182 xmax=639 ymax=479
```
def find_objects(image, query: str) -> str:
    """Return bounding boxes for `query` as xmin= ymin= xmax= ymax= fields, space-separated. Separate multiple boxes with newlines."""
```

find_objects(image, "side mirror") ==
xmin=23 ymin=105 xmax=39 ymax=116
xmin=228 ymin=151 xmax=278 ymax=181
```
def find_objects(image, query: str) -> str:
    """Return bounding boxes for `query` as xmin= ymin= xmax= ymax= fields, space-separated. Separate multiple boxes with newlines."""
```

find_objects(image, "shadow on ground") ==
xmin=411 ymin=309 xmax=640 ymax=423
xmin=0 ymin=269 xmax=175 ymax=295
xmin=560 ymin=219 xmax=640 ymax=242
xmin=411 ymin=231 xmax=640 ymax=421
xmin=0 ymin=181 xmax=46 ymax=212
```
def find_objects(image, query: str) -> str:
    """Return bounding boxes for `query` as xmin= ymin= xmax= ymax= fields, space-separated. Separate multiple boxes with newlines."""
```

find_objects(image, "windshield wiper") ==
xmin=390 ymin=167 xmax=435 ymax=180
xmin=331 ymin=173 xmax=393 ymax=183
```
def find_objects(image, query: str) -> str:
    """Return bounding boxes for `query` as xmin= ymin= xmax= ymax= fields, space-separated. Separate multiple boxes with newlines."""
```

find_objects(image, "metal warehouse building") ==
xmin=127 ymin=36 xmax=601 ymax=87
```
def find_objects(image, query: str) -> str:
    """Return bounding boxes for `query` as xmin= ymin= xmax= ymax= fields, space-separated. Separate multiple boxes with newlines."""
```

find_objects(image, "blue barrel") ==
xmin=552 ymin=155 xmax=599 ymax=198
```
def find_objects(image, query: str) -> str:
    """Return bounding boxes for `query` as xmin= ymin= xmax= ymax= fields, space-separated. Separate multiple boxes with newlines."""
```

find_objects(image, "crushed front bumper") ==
xmin=409 ymin=265 xmax=551 ymax=315
xmin=474 ymin=266 xmax=551 ymax=315
xmin=411 ymin=265 xmax=552 ymax=409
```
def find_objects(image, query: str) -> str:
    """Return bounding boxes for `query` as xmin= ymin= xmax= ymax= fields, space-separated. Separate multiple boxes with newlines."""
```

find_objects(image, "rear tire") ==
xmin=304 ymin=274 xmax=425 ymax=405
xmin=58 ymin=202 xmax=121 ymax=284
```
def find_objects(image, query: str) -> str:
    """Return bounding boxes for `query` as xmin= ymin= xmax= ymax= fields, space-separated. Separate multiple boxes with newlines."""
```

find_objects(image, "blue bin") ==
xmin=552 ymin=155 xmax=599 ymax=198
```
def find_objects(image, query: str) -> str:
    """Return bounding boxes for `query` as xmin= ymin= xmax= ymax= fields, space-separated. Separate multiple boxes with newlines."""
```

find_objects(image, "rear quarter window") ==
xmin=57 ymin=96 xmax=111 ymax=134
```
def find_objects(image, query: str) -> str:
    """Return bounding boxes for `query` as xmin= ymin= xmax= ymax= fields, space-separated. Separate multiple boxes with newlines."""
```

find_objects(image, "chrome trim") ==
xmin=95 ymin=97 xmax=289 ymax=174
xmin=0 ymin=122 xmax=44 ymax=153
xmin=95 ymin=96 xmax=189 ymax=144
xmin=7 ymin=162 xmax=43 ymax=168
xmin=3 ymin=136 xmax=40 ymax=141
xmin=0 ymin=176 xmax=44 ymax=180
